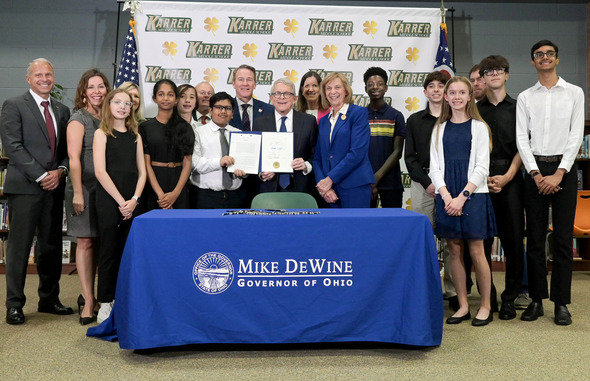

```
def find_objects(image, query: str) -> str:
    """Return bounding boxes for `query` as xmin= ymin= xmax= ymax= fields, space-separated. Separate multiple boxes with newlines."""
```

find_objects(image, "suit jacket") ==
xmin=0 ymin=91 xmax=70 ymax=195
xmin=253 ymin=110 xmax=318 ymax=194
xmin=230 ymin=97 xmax=274 ymax=131
xmin=313 ymin=103 xmax=374 ymax=190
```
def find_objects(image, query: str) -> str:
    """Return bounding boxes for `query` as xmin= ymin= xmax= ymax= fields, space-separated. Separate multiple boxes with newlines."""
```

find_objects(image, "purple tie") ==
xmin=241 ymin=104 xmax=251 ymax=131
xmin=41 ymin=101 xmax=56 ymax=160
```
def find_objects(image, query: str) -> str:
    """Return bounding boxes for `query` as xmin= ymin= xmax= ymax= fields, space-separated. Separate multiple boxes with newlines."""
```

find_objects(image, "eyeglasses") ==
xmin=483 ymin=68 xmax=506 ymax=77
xmin=110 ymin=100 xmax=133 ymax=108
xmin=533 ymin=50 xmax=557 ymax=59
xmin=212 ymin=105 xmax=233 ymax=112
xmin=270 ymin=91 xmax=295 ymax=98
xmin=198 ymin=91 xmax=214 ymax=96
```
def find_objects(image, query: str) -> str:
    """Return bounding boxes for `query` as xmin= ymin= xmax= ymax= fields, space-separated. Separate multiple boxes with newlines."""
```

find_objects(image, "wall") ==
xmin=0 ymin=0 xmax=586 ymax=110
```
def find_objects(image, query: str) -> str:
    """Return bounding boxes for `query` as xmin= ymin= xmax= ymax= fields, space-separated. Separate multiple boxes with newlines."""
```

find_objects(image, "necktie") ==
xmin=241 ymin=104 xmax=251 ymax=131
xmin=219 ymin=128 xmax=233 ymax=190
xmin=200 ymin=114 xmax=208 ymax=125
xmin=41 ymin=101 xmax=56 ymax=160
xmin=278 ymin=116 xmax=290 ymax=189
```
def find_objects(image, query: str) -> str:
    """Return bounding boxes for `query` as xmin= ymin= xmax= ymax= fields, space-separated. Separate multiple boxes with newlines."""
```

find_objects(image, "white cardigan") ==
xmin=429 ymin=119 xmax=490 ymax=194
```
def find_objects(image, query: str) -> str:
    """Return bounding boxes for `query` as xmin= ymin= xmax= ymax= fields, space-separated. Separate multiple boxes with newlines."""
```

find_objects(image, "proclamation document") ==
xmin=227 ymin=132 xmax=262 ymax=174
xmin=261 ymin=132 xmax=294 ymax=173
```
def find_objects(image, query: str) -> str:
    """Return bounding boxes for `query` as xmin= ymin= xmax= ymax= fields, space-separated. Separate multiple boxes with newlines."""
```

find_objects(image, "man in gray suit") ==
xmin=0 ymin=58 xmax=73 ymax=324
xmin=253 ymin=78 xmax=318 ymax=197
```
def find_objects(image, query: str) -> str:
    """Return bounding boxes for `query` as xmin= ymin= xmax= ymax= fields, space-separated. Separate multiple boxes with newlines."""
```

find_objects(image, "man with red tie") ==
xmin=0 ymin=58 xmax=73 ymax=324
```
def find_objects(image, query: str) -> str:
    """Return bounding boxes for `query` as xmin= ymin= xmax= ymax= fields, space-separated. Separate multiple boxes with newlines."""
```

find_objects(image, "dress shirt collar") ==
xmin=236 ymin=97 xmax=253 ymax=108
xmin=532 ymin=76 xmax=566 ymax=92
xmin=330 ymin=103 xmax=350 ymax=119
xmin=29 ymin=89 xmax=50 ymax=105
xmin=207 ymin=120 xmax=229 ymax=133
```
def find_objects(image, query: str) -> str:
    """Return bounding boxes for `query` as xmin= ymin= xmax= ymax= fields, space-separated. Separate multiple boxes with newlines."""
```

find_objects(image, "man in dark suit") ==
xmin=253 ymin=78 xmax=318 ymax=196
xmin=0 ymin=58 xmax=73 ymax=324
xmin=229 ymin=64 xmax=274 ymax=131
xmin=229 ymin=64 xmax=274 ymax=205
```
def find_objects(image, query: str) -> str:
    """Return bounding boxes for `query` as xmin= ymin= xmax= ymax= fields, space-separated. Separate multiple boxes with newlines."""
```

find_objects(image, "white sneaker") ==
xmin=97 ymin=301 xmax=114 ymax=324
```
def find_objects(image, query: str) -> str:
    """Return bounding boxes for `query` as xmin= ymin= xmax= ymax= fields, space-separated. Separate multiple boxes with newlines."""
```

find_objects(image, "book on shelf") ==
xmin=577 ymin=135 xmax=589 ymax=159
xmin=578 ymin=169 xmax=584 ymax=190
xmin=0 ymin=237 xmax=5 ymax=264
xmin=62 ymin=240 xmax=72 ymax=264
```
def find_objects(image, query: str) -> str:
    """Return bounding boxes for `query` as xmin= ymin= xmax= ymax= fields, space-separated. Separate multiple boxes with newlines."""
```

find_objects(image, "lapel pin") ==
xmin=341 ymin=114 xmax=346 ymax=121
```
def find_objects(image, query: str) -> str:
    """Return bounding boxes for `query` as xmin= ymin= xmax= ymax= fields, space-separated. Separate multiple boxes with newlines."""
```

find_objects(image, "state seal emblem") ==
xmin=192 ymin=252 xmax=234 ymax=294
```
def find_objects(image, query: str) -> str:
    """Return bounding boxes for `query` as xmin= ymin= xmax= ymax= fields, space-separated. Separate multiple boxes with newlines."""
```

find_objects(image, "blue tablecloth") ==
xmin=88 ymin=208 xmax=443 ymax=349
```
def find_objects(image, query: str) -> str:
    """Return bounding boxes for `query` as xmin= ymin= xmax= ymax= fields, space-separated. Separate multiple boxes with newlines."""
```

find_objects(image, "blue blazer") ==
xmin=230 ymin=97 xmax=274 ymax=131
xmin=313 ymin=103 xmax=374 ymax=190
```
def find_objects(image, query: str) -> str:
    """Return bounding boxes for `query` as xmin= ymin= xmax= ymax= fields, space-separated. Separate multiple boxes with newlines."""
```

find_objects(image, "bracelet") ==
xmin=441 ymin=193 xmax=451 ymax=199
xmin=531 ymin=171 xmax=540 ymax=177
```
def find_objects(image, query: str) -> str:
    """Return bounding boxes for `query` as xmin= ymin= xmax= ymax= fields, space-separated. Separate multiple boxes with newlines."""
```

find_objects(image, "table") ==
xmin=88 ymin=208 xmax=443 ymax=349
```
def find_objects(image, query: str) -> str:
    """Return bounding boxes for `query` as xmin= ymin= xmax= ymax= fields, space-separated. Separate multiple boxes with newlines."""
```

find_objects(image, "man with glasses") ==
xmin=195 ymin=81 xmax=215 ymax=127
xmin=191 ymin=92 xmax=248 ymax=209
xmin=253 ymin=78 xmax=318 ymax=196
xmin=477 ymin=55 xmax=524 ymax=320
xmin=469 ymin=64 xmax=487 ymax=102
xmin=363 ymin=67 xmax=406 ymax=208
xmin=516 ymin=40 xmax=585 ymax=325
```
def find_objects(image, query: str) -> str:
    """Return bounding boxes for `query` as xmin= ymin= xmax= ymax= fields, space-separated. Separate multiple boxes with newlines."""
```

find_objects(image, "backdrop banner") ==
xmin=134 ymin=1 xmax=442 ymax=209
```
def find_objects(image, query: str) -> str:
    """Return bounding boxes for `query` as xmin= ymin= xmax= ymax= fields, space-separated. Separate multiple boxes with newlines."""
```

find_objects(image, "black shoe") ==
xmin=472 ymin=311 xmax=493 ymax=326
xmin=6 ymin=307 xmax=25 ymax=325
xmin=499 ymin=302 xmax=517 ymax=320
xmin=446 ymin=311 xmax=471 ymax=324
xmin=554 ymin=304 xmax=572 ymax=326
xmin=521 ymin=301 xmax=544 ymax=321
xmin=77 ymin=295 xmax=85 ymax=315
xmin=448 ymin=296 xmax=460 ymax=312
xmin=80 ymin=315 xmax=97 ymax=326
xmin=38 ymin=301 xmax=74 ymax=315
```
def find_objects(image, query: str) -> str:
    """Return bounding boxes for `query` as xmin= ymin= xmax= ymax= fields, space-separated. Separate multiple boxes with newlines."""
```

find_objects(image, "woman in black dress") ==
xmin=139 ymin=79 xmax=194 ymax=211
xmin=93 ymin=88 xmax=146 ymax=323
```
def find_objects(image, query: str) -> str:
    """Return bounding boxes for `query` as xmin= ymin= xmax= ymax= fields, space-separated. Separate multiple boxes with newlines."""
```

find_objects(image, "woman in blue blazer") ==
xmin=313 ymin=72 xmax=375 ymax=207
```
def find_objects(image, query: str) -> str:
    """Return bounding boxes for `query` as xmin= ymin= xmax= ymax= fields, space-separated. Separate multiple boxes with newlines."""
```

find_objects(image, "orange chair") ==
xmin=573 ymin=190 xmax=590 ymax=237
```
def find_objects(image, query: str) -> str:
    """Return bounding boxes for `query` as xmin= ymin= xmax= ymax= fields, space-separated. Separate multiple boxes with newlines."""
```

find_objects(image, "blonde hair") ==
xmin=434 ymin=76 xmax=492 ymax=151
xmin=320 ymin=72 xmax=353 ymax=110
xmin=99 ymin=89 xmax=139 ymax=139
xmin=117 ymin=81 xmax=145 ymax=123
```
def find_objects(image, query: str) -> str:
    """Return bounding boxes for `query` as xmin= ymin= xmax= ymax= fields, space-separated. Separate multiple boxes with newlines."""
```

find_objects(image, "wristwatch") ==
xmin=462 ymin=189 xmax=471 ymax=200
xmin=132 ymin=195 xmax=141 ymax=204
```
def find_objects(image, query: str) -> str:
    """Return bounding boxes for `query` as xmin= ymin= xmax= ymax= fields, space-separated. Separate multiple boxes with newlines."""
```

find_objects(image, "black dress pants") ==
xmin=524 ymin=161 xmax=577 ymax=305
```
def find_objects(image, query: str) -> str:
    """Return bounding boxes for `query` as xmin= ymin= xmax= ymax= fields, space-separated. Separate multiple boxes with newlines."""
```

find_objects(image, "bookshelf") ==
xmin=0 ymin=157 xmax=77 ymax=275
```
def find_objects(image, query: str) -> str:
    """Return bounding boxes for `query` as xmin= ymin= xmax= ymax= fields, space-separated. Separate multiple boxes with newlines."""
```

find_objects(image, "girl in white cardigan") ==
xmin=429 ymin=76 xmax=496 ymax=327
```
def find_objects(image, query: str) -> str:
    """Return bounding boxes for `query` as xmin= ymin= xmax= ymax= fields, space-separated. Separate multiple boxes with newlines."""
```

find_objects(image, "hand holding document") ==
xmin=260 ymin=132 xmax=294 ymax=173
xmin=227 ymin=133 xmax=261 ymax=174
xmin=227 ymin=132 xmax=294 ymax=174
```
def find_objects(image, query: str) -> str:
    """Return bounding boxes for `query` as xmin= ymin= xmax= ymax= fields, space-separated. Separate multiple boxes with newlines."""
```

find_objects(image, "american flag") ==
xmin=433 ymin=23 xmax=454 ymax=78
xmin=115 ymin=22 xmax=139 ymax=86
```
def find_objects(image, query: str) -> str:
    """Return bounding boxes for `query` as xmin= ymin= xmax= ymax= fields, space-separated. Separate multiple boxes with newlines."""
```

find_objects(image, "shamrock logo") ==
xmin=243 ymin=43 xmax=258 ymax=62
xmin=406 ymin=47 xmax=420 ymax=65
xmin=363 ymin=20 xmax=378 ymax=39
xmin=323 ymin=44 xmax=338 ymax=63
xmin=284 ymin=19 xmax=299 ymax=38
xmin=405 ymin=97 xmax=420 ymax=112
xmin=284 ymin=69 xmax=298 ymax=84
xmin=204 ymin=68 xmax=219 ymax=85
xmin=204 ymin=17 xmax=219 ymax=36
xmin=162 ymin=41 xmax=178 ymax=58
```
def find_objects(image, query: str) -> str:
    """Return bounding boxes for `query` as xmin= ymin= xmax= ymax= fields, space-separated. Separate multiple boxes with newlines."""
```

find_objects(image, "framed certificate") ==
xmin=260 ymin=132 xmax=294 ymax=173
